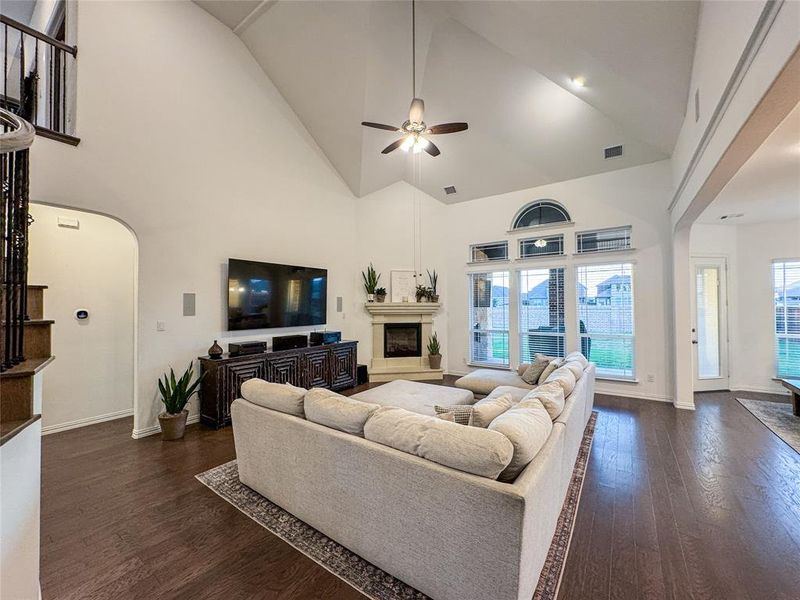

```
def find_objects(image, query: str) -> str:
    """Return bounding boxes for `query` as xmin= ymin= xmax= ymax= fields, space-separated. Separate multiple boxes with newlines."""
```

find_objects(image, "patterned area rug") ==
xmin=737 ymin=398 xmax=800 ymax=454
xmin=196 ymin=412 xmax=598 ymax=600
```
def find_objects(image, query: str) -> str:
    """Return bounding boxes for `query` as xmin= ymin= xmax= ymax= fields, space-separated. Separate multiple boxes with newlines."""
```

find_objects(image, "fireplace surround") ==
xmin=364 ymin=302 xmax=442 ymax=382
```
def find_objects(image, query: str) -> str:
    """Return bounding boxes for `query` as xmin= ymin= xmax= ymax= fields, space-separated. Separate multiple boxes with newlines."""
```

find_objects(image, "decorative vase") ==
xmin=159 ymin=409 xmax=189 ymax=441
xmin=376 ymin=294 xmax=386 ymax=303
xmin=429 ymin=294 xmax=439 ymax=303
xmin=429 ymin=354 xmax=442 ymax=370
xmin=208 ymin=339 xmax=223 ymax=359
xmin=367 ymin=293 xmax=375 ymax=303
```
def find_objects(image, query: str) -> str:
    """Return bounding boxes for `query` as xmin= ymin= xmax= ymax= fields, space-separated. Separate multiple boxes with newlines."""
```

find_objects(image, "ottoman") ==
xmin=351 ymin=380 xmax=475 ymax=416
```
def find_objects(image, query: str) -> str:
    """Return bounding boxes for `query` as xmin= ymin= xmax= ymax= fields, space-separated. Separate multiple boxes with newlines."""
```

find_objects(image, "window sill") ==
xmin=507 ymin=222 xmax=575 ymax=235
xmin=572 ymin=248 xmax=637 ymax=259
xmin=466 ymin=260 xmax=510 ymax=267
xmin=467 ymin=363 xmax=512 ymax=371
xmin=596 ymin=376 xmax=639 ymax=384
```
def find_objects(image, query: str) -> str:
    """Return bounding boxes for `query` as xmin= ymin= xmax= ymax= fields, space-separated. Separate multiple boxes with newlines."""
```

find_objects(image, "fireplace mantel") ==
xmin=364 ymin=302 xmax=441 ymax=316
xmin=364 ymin=302 xmax=442 ymax=382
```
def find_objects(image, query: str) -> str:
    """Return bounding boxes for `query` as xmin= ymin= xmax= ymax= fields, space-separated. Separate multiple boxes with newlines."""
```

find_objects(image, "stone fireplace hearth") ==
xmin=364 ymin=302 xmax=442 ymax=382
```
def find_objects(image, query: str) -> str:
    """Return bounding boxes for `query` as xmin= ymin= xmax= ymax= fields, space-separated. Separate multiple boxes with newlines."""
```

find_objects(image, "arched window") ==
xmin=511 ymin=200 xmax=571 ymax=230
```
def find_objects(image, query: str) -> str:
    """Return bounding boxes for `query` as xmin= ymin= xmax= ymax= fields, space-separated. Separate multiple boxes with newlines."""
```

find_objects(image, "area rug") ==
xmin=737 ymin=398 xmax=800 ymax=454
xmin=196 ymin=411 xmax=598 ymax=600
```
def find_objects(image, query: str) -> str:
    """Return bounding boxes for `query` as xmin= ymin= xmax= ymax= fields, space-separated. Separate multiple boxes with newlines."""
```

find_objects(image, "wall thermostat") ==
xmin=75 ymin=309 xmax=89 ymax=320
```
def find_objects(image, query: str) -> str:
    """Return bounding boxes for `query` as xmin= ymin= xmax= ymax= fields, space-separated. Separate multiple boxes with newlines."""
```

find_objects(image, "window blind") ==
xmin=773 ymin=260 xmax=800 ymax=378
xmin=468 ymin=271 xmax=510 ymax=366
xmin=576 ymin=226 xmax=631 ymax=254
xmin=576 ymin=263 xmax=635 ymax=379
xmin=519 ymin=268 xmax=565 ymax=361
xmin=470 ymin=241 xmax=508 ymax=263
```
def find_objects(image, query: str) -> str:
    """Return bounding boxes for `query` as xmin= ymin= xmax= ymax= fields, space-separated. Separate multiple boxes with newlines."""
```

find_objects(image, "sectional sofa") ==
xmin=232 ymin=356 xmax=595 ymax=600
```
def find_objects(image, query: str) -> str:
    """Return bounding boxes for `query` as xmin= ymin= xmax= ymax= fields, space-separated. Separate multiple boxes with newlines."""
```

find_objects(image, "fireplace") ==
xmin=384 ymin=323 xmax=422 ymax=358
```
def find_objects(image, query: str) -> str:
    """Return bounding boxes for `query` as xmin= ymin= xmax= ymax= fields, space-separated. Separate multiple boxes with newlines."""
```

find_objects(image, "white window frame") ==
xmin=467 ymin=270 xmax=511 ymax=368
xmin=773 ymin=258 xmax=800 ymax=379
xmin=575 ymin=261 xmax=636 ymax=381
xmin=469 ymin=241 xmax=509 ymax=264
xmin=517 ymin=266 xmax=567 ymax=363
xmin=575 ymin=225 xmax=632 ymax=255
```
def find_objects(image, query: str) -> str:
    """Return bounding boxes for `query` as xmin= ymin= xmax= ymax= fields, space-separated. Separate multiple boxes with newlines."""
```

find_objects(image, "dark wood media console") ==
xmin=198 ymin=341 xmax=358 ymax=428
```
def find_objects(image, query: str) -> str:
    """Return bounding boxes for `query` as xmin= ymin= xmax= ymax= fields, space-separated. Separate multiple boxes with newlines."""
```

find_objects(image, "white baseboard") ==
xmin=674 ymin=402 xmax=697 ymax=411
xmin=41 ymin=408 xmax=133 ymax=435
xmin=131 ymin=413 xmax=200 ymax=439
xmin=595 ymin=389 xmax=674 ymax=403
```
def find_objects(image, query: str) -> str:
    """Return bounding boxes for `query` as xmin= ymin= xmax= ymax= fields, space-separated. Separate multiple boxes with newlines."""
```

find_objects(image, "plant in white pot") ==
xmin=427 ymin=332 xmax=442 ymax=370
xmin=362 ymin=263 xmax=380 ymax=302
xmin=157 ymin=364 xmax=203 ymax=441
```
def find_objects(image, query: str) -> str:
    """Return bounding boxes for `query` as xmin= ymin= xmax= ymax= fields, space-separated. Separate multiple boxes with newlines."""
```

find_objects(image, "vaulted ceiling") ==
xmin=195 ymin=0 xmax=699 ymax=202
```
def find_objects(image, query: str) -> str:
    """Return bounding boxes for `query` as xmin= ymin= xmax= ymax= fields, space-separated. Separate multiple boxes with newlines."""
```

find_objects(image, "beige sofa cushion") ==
xmin=454 ymin=369 xmax=533 ymax=396
xmin=364 ymin=407 xmax=514 ymax=479
xmin=489 ymin=397 xmax=553 ymax=482
xmin=565 ymin=351 xmax=589 ymax=369
xmin=544 ymin=366 xmax=577 ymax=397
xmin=521 ymin=356 xmax=551 ymax=385
xmin=304 ymin=388 xmax=380 ymax=436
xmin=517 ymin=363 xmax=530 ymax=376
xmin=434 ymin=405 xmax=474 ymax=426
xmin=562 ymin=361 xmax=584 ymax=381
xmin=471 ymin=392 xmax=515 ymax=427
xmin=537 ymin=358 xmax=563 ymax=384
xmin=240 ymin=379 xmax=306 ymax=417
xmin=524 ymin=381 xmax=566 ymax=420
xmin=483 ymin=385 xmax=532 ymax=404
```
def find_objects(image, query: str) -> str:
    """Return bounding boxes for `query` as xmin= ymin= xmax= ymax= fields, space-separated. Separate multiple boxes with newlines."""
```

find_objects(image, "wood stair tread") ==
xmin=0 ymin=414 xmax=41 ymax=446
xmin=1 ymin=356 xmax=55 ymax=379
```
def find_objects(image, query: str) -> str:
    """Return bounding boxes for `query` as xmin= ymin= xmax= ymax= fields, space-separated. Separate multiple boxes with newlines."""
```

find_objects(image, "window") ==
xmin=576 ymin=226 xmax=632 ymax=254
xmin=519 ymin=268 xmax=565 ymax=361
xmin=470 ymin=241 xmax=508 ymax=263
xmin=469 ymin=271 xmax=509 ymax=366
xmin=512 ymin=200 xmax=571 ymax=230
xmin=773 ymin=260 xmax=800 ymax=378
xmin=576 ymin=263 xmax=635 ymax=379
xmin=519 ymin=234 xmax=564 ymax=259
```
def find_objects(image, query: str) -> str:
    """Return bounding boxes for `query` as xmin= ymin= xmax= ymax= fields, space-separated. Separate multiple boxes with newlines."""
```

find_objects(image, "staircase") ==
xmin=0 ymin=108 xmax=50 ymax=599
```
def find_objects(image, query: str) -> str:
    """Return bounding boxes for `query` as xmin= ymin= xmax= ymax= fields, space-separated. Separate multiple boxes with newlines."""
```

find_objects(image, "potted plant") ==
xmin=427 ymin=269 xmax=439 ymax=303
xmin=157 ymin=364 xmax=203 ymax=441
xmin=362 ymin=263 xmax=380 ymax=302
xmin=415 ymin=284 xmax=430 ymax=303
xmin=375 ymin=287 xmax=387 ymax=303
xmin=427 ymin=332 xmax=442 ymax=370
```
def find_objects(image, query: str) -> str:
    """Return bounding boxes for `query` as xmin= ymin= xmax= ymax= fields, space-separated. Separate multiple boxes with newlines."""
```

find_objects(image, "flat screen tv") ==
xmin=227 ymin=259 xmax=327 ymax=331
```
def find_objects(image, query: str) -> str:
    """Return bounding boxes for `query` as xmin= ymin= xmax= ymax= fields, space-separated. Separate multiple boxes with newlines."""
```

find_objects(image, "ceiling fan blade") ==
xmin=362 ymin=121 xmax=401 ymax=132
xmin=409 ymin=98 xmax=425 ymax=123
xmin=424 ymin=140 xmax=441 ymax=157
xmin=427 ymin=122 xmax=469 ymax=135
xmin=381 ymin=138 xmax=406 ymax=154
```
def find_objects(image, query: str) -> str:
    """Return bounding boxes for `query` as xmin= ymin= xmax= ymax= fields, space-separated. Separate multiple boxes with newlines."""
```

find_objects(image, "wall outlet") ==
xmin=156 ymin=320 xmax=166 ymax=332
xmin=646 ymin=374 xmax=655 ymax=383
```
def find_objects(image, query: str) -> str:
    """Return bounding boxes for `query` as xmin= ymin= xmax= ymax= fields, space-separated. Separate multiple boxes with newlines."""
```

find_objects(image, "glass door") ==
xmin=691 ymin=257 xmax=729 ymax=391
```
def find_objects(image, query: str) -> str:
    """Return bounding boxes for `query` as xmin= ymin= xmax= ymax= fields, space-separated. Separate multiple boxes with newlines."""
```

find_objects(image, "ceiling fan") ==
xmin=361 ymin=0 xmax=468 ymax=157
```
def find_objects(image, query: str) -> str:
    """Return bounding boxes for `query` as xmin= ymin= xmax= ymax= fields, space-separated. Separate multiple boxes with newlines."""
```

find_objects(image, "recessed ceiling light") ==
xmin=570 ymin=76 xmax=586 ymax=89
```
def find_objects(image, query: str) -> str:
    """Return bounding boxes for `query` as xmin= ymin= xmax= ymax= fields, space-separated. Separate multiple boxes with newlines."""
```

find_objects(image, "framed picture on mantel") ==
xmin=390 ymin=270 xmax=417 ymax=303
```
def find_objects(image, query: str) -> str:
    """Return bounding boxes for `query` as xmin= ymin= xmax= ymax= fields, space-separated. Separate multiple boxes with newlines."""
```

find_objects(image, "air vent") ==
xmin=719 ymin=213 xmax=744 ymax=220
xmin=604 ymin=145 xmax=623 ymax=159
xmin=444 ymin=185 xmax=457 ymax=195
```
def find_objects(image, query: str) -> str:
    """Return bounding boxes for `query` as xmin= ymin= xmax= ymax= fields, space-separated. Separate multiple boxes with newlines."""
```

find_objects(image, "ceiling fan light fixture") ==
xmin=533 ymin=239 xmax=548 ymax=248
xmin=400 ymin=135 xmax=415 ymax=152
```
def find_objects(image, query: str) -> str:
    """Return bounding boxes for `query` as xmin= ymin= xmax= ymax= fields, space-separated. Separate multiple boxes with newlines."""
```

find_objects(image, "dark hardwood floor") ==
xmin=40 ymin=385 xmax=800 ymax=600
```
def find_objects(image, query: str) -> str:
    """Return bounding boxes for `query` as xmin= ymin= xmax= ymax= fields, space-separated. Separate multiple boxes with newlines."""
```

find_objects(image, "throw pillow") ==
xmin=471 ymin=392 xmax=515 ymax=427
xmin=565 ymin=351 xmax=589 ymax=368
xmin=521 ymin=356 xmax=551 ymax=385
xmin=524 ymin=381 xmax=565 ymax=420
xmin=434 ymin=404 xmax=474 ymax=426
xmin=517 ymin=363 xmax=531 ymax=377
xmin=545 ymin=366 xmax=577 ymax=397
xmin=488 ymin=396 xmax=553 ymax=482
xmin=562 ymin=361 xmax=584 ymax=381
xmin=537 ymin=358 xmax=563 ymax=384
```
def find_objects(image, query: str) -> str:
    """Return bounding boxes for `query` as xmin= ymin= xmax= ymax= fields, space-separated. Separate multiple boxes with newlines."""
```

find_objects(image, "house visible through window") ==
xmin=576 ymin=263 xmax=635 ymax=379
xmin=773 ymin=260 xmax=800 ymax=378
xmin=469 ymin=271 xmax=509 ymax=366
xmin=519 ymin=268 xmax=565 ymax=361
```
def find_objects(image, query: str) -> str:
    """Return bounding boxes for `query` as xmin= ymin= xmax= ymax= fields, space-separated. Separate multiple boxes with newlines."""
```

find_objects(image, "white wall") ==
xmin=27 ymin=204 xmax=137 ymax=433
xmin=691 ymin=220 xmax=800 ymax=394
xmin=28 ymin=0 xmax=360 ymax=436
